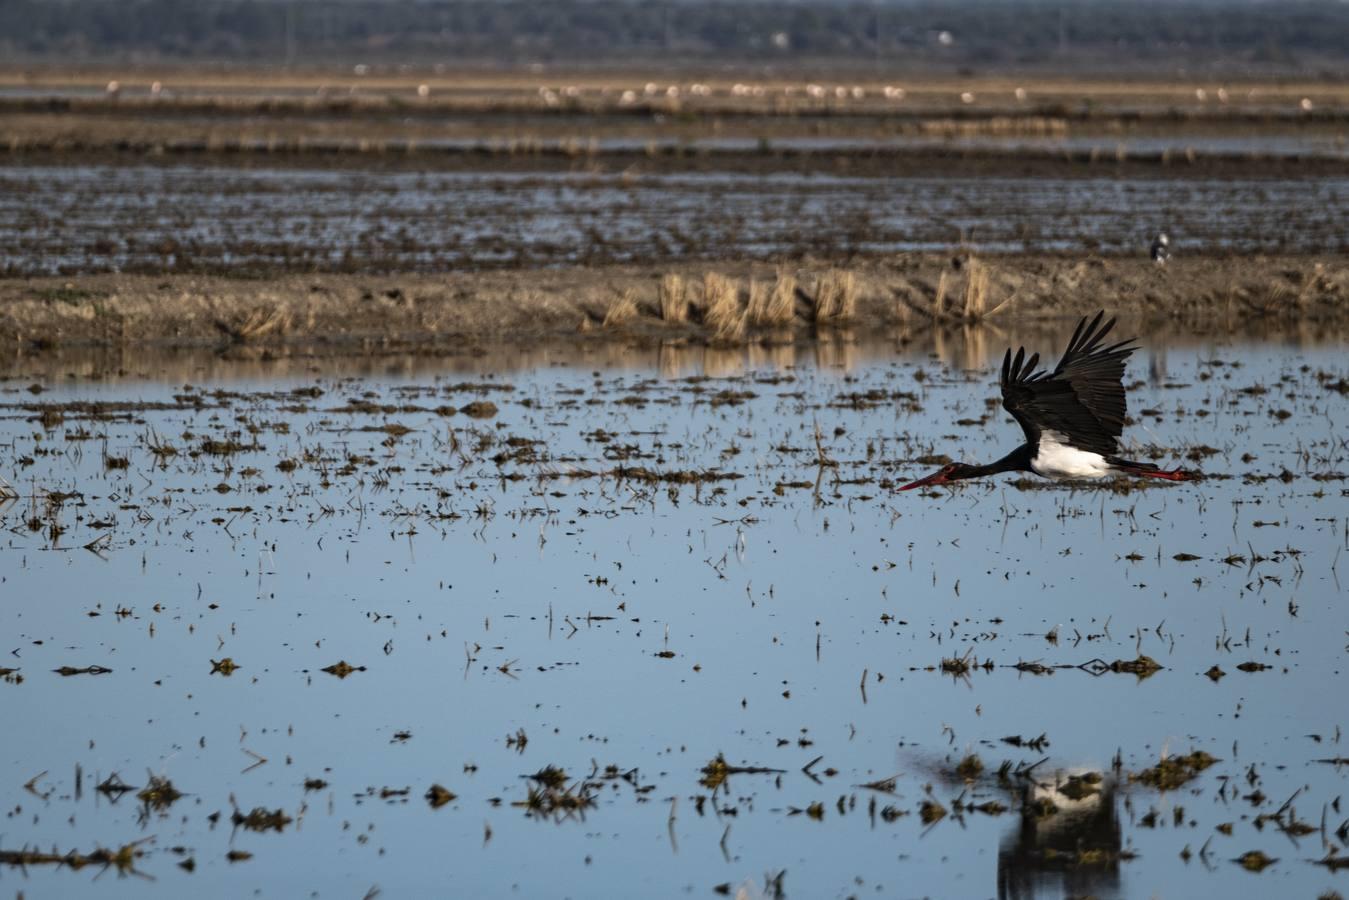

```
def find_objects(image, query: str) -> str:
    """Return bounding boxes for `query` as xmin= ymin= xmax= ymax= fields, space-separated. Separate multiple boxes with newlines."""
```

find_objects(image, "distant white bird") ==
xmin=1150 ymin=232 xmax=1171 ymax=265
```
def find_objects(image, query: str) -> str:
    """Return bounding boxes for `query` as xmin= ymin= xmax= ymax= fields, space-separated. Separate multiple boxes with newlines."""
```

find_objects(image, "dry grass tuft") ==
xmin=765 ymin=271 xmax=798 ymax=325
xmin=958 ymin=256 xmax=1018 ymax=321
xmin=702 ymin=272 xmax=746 ymax=342
xmin=933 ymin=270 xmax=950 ymax=318
xmin=746 ymin=278 xmax=769 ymax=324
xmin=218 ymin=304 xmax=292 ymax=343
xmin=658 ymin=273 xmax=689 ymax=323
xmin=813 ymin=269 xmax=857 ymax=321
xmin=747 ymin=271 xmax=800 ymax=326
xmin=962 ymin=257 xmax=990 ymax=319
xmin=602 ymin=289 xmax=639 ymax=328
xmin=1266 ymin=265 xmax=1325 ymax=311
xmin=702 ymin=272 xmax=739 ymax=326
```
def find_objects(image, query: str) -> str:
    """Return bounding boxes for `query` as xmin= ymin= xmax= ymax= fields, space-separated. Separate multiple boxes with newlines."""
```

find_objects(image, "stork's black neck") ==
xmin=963 ymin=444 xmax=1033 ymax=479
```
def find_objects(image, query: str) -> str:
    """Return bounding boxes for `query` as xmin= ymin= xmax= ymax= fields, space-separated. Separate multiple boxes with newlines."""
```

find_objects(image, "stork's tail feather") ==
xmin=1108 ymin=457 xmax=1198 ymax=482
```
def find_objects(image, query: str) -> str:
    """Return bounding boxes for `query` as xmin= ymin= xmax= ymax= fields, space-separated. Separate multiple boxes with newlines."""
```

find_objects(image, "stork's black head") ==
xmin=898 ymin=462 xmax=982 ymax=491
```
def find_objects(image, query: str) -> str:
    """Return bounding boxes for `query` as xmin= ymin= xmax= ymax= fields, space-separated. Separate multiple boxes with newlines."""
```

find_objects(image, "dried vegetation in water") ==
xmin=1131 ymin=751 xmax=1218 ymax=790
xmin=0 ymin=326 xmax=1344 ymax=892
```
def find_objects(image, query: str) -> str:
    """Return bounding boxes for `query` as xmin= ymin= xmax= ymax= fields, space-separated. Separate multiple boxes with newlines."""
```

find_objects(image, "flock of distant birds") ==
xmin=96 ymin=74 xmax=1321 ymax=114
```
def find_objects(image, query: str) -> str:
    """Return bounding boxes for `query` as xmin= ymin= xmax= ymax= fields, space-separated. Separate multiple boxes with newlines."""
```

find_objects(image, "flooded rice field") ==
xmin=2 ymin=163 xmax=1346 ymax=276
xmin=2 ymin=326 xmax=1348 ymax=898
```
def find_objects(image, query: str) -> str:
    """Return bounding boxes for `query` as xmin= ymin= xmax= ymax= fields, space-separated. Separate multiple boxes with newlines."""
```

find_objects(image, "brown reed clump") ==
xmin=956 ymin=256 xmax=1018 ymax=321
xmin=702 ymin=272 xmax=745 ymax=342
xmin=764 ymin=271 xmax=798 ymax=325
xmin=602 ymin=289 xmax=639 ymax=328
xmin=658 ymin=273 xmax=689 ymax=323
xmin=813 ymin=269 xmax=857 ymax=321
xmin=933 ymin=270 xmax=950 ymax=318
xmin=218 ymin=304 xmax=292 ymax=343
xmin=746 ymin=278 xmax=769 ymax=324
xmin=962 ymin=257 xmax=990 ymax=320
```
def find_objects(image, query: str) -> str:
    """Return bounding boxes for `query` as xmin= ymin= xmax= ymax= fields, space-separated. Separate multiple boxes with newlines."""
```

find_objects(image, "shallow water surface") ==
xmin=1 ymin=329 xmax=1348 ymax=898
xmin=2 ymin=164 xmax=1345 ymax=275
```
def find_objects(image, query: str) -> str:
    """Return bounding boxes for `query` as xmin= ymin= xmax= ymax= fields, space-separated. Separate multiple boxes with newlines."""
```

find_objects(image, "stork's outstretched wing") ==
xmin=999 ymin=311 xmax=1137 ymax=457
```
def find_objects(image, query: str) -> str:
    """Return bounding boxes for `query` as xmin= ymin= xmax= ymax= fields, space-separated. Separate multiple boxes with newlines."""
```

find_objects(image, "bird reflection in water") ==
xmin=997 ymin=774 xmax=1124 ymax=900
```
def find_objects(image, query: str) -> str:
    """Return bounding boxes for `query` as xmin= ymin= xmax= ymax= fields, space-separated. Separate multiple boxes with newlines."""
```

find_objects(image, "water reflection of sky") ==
xmin=1 ymin=332 xmax=1347 ymax=898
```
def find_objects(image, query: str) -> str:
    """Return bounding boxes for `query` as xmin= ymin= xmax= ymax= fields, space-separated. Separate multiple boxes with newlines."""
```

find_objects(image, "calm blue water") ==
xmin=1 ymin=329 xmax=1347 ymax=898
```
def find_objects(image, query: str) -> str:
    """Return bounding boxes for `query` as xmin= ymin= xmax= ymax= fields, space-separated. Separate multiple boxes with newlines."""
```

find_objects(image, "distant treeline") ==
xmin=3 ymin=0 xmax=1347 ymax=72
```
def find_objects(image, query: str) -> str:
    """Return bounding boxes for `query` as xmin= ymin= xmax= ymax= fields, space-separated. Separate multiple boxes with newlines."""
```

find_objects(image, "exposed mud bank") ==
xmin=1 ymin=254 xmax=1345 ymax=353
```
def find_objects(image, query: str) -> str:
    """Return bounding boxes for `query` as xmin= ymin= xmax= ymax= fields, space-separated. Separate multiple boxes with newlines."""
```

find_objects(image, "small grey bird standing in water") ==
xmin=1150 ymin=232 xmax=1170 ymax=265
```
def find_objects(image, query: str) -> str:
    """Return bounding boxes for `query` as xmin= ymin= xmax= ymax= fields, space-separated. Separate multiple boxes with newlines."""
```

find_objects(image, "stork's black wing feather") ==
xmin=999 ymin=311 xmax=1137 ymax=456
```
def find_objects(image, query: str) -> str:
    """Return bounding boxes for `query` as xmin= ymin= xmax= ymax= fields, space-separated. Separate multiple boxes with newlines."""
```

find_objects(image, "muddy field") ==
xmin=2 ymin=255 xmax=1347 ymax=353
xmin=4 ymin=70 xmax=1348 ymax=184
xmin=4 ymin=68 xmax=1349 ymax=122
xmin=1 ymin=69 xmax=1345 ymax=356
xmin=2 ymin=66 xmax=1349 ymax=900
xmin=2 ymin=69 xmax=1345 ymax=351
xmin=2 ymin=163 xmax=1347 ymax=279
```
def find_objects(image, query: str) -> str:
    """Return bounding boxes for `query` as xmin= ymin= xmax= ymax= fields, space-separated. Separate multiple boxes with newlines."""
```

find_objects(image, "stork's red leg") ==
xmin=1122 ymin=469 xmax=1197 ymax=483
xmin=1109 ymin=458 xmax=1198 ymax=481
xmin=1134 ymin=467 xmax=1195 ymax=482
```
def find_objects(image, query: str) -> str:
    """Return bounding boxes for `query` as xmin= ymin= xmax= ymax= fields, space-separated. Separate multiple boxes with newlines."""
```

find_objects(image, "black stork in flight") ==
xmin=899 ymin=311 xmax=1193 ymax=491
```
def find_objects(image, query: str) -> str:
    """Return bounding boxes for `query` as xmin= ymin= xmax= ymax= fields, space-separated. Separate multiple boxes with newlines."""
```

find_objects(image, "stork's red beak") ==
xmin=898 ymin=469 xmax=949 ymax=491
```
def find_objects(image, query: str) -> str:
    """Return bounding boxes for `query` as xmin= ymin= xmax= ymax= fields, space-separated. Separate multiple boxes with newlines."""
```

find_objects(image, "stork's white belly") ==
xmin=1030 ymin=432 xmax=1111 ymax=479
